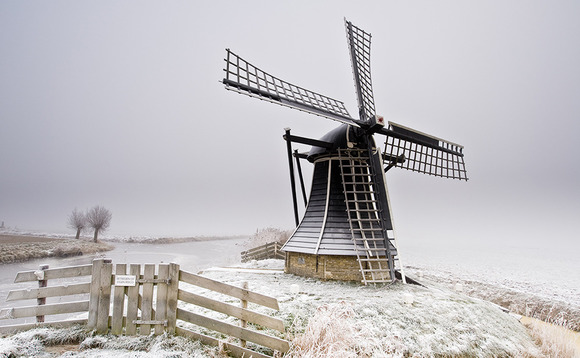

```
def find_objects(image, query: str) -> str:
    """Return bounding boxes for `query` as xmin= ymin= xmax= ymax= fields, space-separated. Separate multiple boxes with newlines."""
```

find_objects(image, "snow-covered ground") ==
xmin=400 ymin=239 xmax=580 ymax=331
xmin=0 ymin=259 xmax=548 ymax=357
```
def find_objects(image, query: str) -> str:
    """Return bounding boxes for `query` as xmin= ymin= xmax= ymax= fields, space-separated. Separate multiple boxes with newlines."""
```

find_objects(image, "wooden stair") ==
xmin=338 ymin=148 xmax=398 ymax=285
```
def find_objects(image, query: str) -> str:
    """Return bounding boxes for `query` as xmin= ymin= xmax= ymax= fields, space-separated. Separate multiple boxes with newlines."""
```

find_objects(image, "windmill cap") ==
xmin=308 ymin=124 xmax=367 ymax=161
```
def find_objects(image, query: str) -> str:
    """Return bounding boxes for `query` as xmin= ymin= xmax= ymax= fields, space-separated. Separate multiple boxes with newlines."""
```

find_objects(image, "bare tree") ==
xmin=67 ymin=208 xmax=87 ymax=240
xmin=86 ymin=205 xmax=112 ymax=242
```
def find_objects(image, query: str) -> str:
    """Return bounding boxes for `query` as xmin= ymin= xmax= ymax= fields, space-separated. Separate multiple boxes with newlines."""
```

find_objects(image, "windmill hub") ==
xmin=366 ymin=114 xmax=386 ymax=134
xmin=223 ymin=19 xmax=468 ymax=285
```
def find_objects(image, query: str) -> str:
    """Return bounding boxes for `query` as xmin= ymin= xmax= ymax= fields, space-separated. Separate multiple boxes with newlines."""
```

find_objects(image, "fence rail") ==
xmin=241 ymin=241 xmax=285 ymax=262
xmin=0 ymin=263 xmax=93 ymax=326
xmin=0 ymin=259 xmax=289 ymax=358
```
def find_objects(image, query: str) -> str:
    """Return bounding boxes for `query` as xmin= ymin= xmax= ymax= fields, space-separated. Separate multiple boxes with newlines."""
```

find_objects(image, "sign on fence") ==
xmin=114 ymin=275 xmax=136 ymax=287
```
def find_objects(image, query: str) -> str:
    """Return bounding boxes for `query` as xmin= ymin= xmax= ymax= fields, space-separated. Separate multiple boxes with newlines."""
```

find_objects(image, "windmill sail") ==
xmin=345 ymin=19 xmax=376 ymax=122
xmin=223 ymin=49 xmax=358 ymax=127
xmin=382 ymin=122 xmax=468 ymax=180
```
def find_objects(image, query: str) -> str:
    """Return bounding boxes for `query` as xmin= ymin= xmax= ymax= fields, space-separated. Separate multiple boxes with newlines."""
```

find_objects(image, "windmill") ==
xmin=222 ymin=19 xmax=468 ymax=285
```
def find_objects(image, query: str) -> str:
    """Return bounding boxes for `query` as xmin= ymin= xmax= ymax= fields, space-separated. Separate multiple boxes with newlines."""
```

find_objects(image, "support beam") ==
xmin=383 ymin=154 xmax=406 ymax=172
xmin=284 ymin=128 xmax=300 ymax=226
xmin=282 ymin=133 xmax=333 ymax=149
xmin=294 ymin=150 xmax=307 ymax=206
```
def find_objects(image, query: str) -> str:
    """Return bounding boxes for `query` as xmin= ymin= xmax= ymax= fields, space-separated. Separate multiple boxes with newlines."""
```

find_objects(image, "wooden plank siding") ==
xmin=282 ymin=160 xmax=328 ymax=255
xmin=282 ymin=157 xmax=390 ymax=256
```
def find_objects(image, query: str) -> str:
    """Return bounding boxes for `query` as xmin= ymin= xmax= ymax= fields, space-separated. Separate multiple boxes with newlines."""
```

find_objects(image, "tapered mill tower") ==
xmin=222 ymin=19 xmax=468 ymax=284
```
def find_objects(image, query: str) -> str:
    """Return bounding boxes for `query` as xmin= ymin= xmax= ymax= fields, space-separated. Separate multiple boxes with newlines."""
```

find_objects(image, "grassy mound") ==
xmin=0 ymin=234 xmax=113 ymax=264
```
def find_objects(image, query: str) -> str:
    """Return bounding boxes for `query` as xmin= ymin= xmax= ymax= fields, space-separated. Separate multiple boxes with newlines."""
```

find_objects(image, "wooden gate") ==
xmin=1 ymin=259 xmax=289 ymax=358
xmin=87 ymin=259 xmax=179 ymax=336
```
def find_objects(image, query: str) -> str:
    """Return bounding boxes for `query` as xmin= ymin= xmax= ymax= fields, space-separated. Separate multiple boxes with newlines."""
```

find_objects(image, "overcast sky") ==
xmin=1 ymin=2 xmax=579 ymax=253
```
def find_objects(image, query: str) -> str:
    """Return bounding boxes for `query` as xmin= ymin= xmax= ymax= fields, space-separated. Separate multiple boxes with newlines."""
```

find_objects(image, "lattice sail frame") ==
xmin=345 ymin=19 xmax=376 ymax=122
xmin=223 ymin=49 xmax=358 ymax=126
xmin=383 ymin=122 xmax=468 ymax=180
xmin=222 ymin=20 xmax=469 ymax=182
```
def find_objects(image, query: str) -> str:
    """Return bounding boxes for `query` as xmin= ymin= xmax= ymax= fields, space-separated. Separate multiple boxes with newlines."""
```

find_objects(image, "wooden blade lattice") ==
xmin=345 ymin=19 xmax=376 ymax=122
xmin=383 ymin=122 xmax=468 ymax=180
xmin=223 ymin=49 xmax=357 ymax=126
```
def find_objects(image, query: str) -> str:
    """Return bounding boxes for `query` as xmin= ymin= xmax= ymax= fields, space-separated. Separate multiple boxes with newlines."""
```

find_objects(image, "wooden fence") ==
xmin=0 ymin=259 xmax=289 ymax=358
xmin=241 ymin=242 xmax=285 ymax=262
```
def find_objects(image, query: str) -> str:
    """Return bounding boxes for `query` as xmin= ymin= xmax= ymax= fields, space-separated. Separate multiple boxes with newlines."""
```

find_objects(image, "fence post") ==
xmin=165 ymin=263 xmax=179 ymax=334
xmin=240 ymin=281 xmax=248 ymax=348
xmin=87 ymin=258 xmax=113 ymax=332
xmin=88 ymin=259 xmax=104 ymax=329
xmin=96 ymin=259 xmax=113 ymax=334
xmin=36 ymin=264 xmax=49 ymax=323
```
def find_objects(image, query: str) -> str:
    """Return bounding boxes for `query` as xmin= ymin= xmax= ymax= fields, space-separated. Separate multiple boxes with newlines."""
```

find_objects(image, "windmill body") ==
xmin=282 ymin=124 xmax=399 ymax=283
xmin=223 ymin=19 xmax=468 ymax=284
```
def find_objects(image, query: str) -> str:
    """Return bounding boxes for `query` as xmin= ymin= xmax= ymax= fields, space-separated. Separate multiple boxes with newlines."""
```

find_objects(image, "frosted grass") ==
xmin=192 ymin=260 xmax=541 ymax=357
xmin=404 ymin=264 xmax=580 ymax=331
xmin=0 ymin=327 xmax=224 ymax=357
xmin=1 ymin=259 xmax=573 ymax=357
